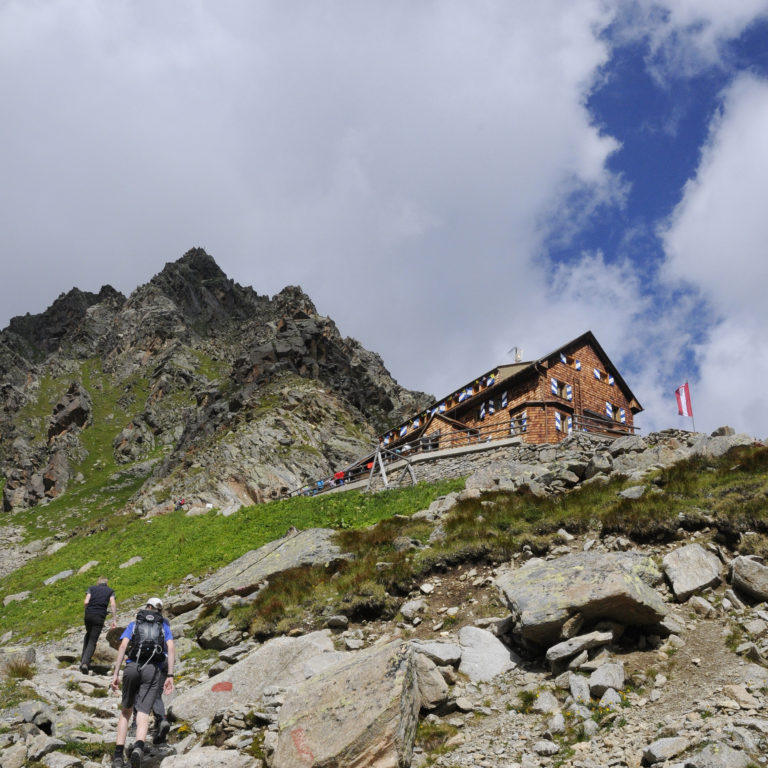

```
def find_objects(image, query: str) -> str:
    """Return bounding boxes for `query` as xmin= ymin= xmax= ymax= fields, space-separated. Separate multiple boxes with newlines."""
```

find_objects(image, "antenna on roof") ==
xmin=508 ymin=346 xmax=523 ymax=363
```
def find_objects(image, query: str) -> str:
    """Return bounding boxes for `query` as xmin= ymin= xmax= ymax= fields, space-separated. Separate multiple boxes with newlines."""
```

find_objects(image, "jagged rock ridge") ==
xmin=0 ymin=248 xmax=432 ymax=512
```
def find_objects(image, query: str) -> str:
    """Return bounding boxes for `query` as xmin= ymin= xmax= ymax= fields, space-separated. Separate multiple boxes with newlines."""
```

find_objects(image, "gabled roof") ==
xmin=540 ymin=330 xmax=643 ymax=413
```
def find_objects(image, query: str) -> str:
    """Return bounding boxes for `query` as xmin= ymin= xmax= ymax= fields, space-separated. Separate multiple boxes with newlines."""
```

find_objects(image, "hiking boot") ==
xmin=111 ymin=755 xmax=125 ymax=768
xmin=79 ymin=664 xmax=89 ymax=675
xmin=153 ymin=719 xmax=170 ymax=744
xmin=129 ymin=746 xmax=143 ymax=768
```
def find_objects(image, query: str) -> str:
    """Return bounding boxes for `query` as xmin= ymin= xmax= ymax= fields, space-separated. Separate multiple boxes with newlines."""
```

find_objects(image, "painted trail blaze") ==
xmin=211 ymin=681 xmax=233 ymax=692
xmin=291 ymin=727 xmax=315 ymax=763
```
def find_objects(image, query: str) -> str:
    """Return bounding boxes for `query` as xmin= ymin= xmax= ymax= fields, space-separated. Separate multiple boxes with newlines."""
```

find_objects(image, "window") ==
xmin=510 ymin=410 xmax=527 ymax=435
xmin=550 ymin=377 xmax=573 ymax=401
xmin=554 ymin=411 xmax=573 ymax=434
xmin=421 ymin=430 xmax=440 ymax=451
xmin=605 ymin=402 xmax=626 ymax=424
xmin=559 ymin=352 xmax=582 ymax=370
xmin=593 ymin=366 xmax=615 ymax=385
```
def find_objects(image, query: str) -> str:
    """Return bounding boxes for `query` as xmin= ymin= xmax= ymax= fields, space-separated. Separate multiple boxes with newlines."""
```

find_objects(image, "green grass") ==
xmin=0 ymin=478 xmax=463 ymax=641
xmin=187 ymin=348 xmax=230 ymax=383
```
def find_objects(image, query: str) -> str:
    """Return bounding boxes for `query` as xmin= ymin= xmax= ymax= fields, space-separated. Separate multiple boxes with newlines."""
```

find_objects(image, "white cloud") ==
xmin=0 ymin=0 xmax=623 ymax=398
xmin=658 ymin=74 xmax=768 ymax=436
xmin=614 ymin=0 xmax=768 ymax=78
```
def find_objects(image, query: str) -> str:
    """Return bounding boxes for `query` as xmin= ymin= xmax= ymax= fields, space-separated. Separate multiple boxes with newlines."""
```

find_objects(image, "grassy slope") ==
xmin=0 ymin=479 xmax=464 ymax=640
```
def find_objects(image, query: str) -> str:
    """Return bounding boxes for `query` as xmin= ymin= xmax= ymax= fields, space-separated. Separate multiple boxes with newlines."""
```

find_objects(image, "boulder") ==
xmin=43 ymin=570 xmax=74 ymax=586
xmin=691 ymin=433 xmax=753 ymax=459
xmin=160 ymin=748 xmax=261 ymax=767
xmin=588 ymin=662 xmax=624 ymax=696
xmin=683 ymin=741 xmax=752 ymax=768
xmin=41 ymin=753 xmax=82 ymax=768
xmin=569 ymin=673 xmax=591 ymax=704
xmin=411 ymin=640 xmax=462 ymax=667
xmin=169 ymin=630 xmax=335 ymax=723
xmin=192 ymin=528 xmax=351 ymax=601
xmin=0 ymin=742 xmax=27 ymax=768
xmin=545 ymin=630 xmax=613 ymax=667
xmin=494 ymin=552 xmax=667 ymax=645
xmin=198 ymin=618 xmax=242 ymax=650
xmin=414 ymin=652 xmax=449 ymax=710
xmin=662 ymin=543 xmax=722 ymax=602
xmin=731 ymin=556 xmax=768 ymax=602
xmin=642 ymin=736 xmax=689 ymax=765
xmin=458 ymin=626 xmax=518 ymax=682
xmin=269 ymin=640 xmax=420 ymax=768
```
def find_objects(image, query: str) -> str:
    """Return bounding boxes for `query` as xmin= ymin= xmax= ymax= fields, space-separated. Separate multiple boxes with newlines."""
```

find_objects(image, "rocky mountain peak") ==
xmin=5 ymin=285 xmax=124 ymax=359
xmin=1 ymin=249 xmax=433 ymax=513
xmin=271 ymin=285 xmax=318 ymax=320
xmin=139 ymin=247 xmax=260 ymax=330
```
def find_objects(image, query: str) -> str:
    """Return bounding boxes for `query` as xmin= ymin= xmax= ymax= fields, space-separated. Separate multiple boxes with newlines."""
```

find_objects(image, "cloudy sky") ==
xmin=2 ymin=1 xmax=768 ymax=437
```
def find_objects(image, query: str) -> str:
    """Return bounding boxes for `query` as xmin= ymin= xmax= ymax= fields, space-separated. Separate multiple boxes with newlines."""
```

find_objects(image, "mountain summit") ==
xmin=0 ymin=249 xmax=431 ymax=513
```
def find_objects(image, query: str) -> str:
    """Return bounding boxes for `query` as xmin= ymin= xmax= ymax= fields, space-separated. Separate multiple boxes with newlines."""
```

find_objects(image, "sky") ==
xmin=2 ymin=1 xmax=768 ymax=437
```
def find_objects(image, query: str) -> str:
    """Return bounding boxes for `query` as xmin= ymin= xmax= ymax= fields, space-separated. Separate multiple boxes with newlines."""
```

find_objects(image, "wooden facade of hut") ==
xmin=378 ymin=331 xmax=642 ymax=456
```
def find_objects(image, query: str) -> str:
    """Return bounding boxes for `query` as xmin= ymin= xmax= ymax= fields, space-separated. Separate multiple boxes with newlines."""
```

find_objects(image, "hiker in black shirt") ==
xmin=80 ymin=576 xmax=117 ymax=674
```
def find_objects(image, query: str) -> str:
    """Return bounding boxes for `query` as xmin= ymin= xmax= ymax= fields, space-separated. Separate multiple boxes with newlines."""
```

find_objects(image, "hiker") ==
xmin=80 ymin=576 xmax=117 ymax=674
xmin=111 ymin=597 xmax=175 ymax=768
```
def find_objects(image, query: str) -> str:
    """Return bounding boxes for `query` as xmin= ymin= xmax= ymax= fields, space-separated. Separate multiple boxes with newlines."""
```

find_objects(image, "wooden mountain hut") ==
xmin=377 ymin=330 xmax=642 ymax=457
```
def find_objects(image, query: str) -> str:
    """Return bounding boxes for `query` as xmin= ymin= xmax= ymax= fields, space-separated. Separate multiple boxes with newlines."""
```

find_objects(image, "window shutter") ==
xmin=594 ymin=368 xmax=601 ymax=380
xmin=619 ymin=408 xmax=626 ymax=424
xmin=560 ymin=352 xmax=567 ymax=364
xmin=567 ymin=415 xmax=573 ymax=434
xmin=555 ymin=412 xmax=562 ymax=431
xmin=606 ymin=402 xmax=613 ymax=419
xmin=575 ymin=359 xmax=581 ymax=370
xmin=521 ymin=411 xmax=528 ymax=432
xmin=608 ymin=375 xmax=615 ymax=385
xmin=551 ymin=377 xmax=558 ymax=395
xmin=566 ymin=384 xmax=573 ymax=401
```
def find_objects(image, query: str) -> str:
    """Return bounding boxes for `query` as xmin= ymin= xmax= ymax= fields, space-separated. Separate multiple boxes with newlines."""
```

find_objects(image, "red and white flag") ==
xmin=675 ymin=382 xmax=693 ymax=418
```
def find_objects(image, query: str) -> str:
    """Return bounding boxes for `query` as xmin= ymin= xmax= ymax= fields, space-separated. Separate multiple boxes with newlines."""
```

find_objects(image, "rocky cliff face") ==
xmin=0 ymin=249 xmax=432 ymax=513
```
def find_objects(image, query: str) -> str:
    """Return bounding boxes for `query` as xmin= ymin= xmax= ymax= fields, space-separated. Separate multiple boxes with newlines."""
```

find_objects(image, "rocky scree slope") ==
xmin=0 ymin=249 xmax=431 ymax=514
xmin=2 ymin=430 xmax=768 ymax=768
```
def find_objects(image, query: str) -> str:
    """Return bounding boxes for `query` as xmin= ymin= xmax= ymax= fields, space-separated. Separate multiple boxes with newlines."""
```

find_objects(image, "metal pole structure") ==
xmin=365 ymin=443 xmax=416 ymax=493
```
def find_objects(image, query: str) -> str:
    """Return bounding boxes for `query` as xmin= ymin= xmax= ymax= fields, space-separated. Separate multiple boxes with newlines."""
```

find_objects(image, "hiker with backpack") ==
xmin=110 ymin=598 xmax=175 ymax=768
xmin=80 ymin=575 xmax=117 ymax=674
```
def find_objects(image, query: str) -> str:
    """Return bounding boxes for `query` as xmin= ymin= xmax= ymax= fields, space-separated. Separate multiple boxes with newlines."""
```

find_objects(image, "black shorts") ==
xmin=121 ymin=663 xmax=163 ymax=714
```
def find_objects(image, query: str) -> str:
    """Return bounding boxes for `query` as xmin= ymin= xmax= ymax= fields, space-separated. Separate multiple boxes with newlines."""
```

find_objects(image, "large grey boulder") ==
xmin=731 ymin=556 xmax=768 ymax=602
xmin=683 ymin=741 xmax=752 ymax=768
xmin=269 ymin=640 xmax=420 ymax=768
xmin=160 ymin=747 xmax=262 ymax=767
xmin=169 ymin=630 xmax=335 ymax=723
xmin=458 ymin=625 xmax=518 ymax=682
xmin=411 ymin=639 xmax=462 ymax=667
xmin=588 ymin=662 xmax=625 ymax=696
xmin=495 ymin=552 xmax=667 ymax=646
xmin=192 ymin=528 xmax=351 ymax=601
xmin=642 ymin=736 xmax=689 ymax=764
xmin=662 ymin=543 xmax=722 ymax=602
xmin=691 ymin=433 xmax=753 ymax=459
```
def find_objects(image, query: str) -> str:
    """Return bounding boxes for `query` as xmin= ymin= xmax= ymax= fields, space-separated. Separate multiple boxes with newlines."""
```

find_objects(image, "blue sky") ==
xmin=1 ymin=1 xmax=768 ymax=436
